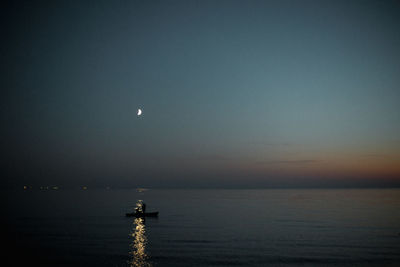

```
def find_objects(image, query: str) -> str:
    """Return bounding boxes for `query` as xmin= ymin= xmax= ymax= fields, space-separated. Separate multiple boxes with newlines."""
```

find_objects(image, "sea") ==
xmin=3 ymin=188 xmax=400 ymax=266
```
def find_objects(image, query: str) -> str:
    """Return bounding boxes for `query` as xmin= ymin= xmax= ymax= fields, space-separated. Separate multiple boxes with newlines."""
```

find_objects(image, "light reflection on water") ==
xmin=6 ymin=189 xmax=400 ymax=266
xmin=129 ymin=202 xmax=152 ymax=267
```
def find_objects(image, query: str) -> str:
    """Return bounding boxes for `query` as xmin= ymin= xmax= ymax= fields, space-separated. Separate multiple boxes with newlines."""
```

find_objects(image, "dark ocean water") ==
xmin=3 ymin=189 xmax=400 ymax=266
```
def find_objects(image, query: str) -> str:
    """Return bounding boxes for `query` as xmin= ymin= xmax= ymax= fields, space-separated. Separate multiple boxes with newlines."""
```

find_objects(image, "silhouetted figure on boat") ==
xmin=142 ymin=202 xmax=146 ymax=213
xmin=126 ymin=201 xmax=158 ymax=217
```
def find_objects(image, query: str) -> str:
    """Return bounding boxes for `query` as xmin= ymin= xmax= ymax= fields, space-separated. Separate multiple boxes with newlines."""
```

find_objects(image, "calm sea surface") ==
xmin=4 ymin=189 xmax=400 ymax=266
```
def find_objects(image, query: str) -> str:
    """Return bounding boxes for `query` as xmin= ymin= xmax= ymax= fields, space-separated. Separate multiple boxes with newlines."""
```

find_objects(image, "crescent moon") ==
xmin=137 ymin=109 xmax=142 ymax=116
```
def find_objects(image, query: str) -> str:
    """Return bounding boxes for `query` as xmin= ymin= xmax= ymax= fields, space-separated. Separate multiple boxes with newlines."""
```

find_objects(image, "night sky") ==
xmin=1 ymin=0 xmax=400 ymax=189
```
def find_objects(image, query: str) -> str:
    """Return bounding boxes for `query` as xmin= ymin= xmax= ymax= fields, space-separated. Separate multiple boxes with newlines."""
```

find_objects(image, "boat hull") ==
xmin=126 ymin=211 xmax=159 ymax=217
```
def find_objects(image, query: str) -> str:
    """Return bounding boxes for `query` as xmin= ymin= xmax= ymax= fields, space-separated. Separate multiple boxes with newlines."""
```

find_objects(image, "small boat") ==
xmin=126 ymin=211 xmax=159 ymax=217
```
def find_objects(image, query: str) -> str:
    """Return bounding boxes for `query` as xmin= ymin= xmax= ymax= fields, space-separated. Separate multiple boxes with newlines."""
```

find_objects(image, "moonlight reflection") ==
xmin=129 ymin=204 xmax=151 ymax=267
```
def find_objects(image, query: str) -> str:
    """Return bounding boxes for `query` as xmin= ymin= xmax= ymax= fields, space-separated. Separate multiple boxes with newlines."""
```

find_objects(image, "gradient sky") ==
xmin=1 ymin=0 xmax=400 ymax=188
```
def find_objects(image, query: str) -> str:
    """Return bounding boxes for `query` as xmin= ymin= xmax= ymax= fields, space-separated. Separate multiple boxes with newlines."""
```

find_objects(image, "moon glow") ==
xmin=137 ymin=109 xmax=142 ymax=116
